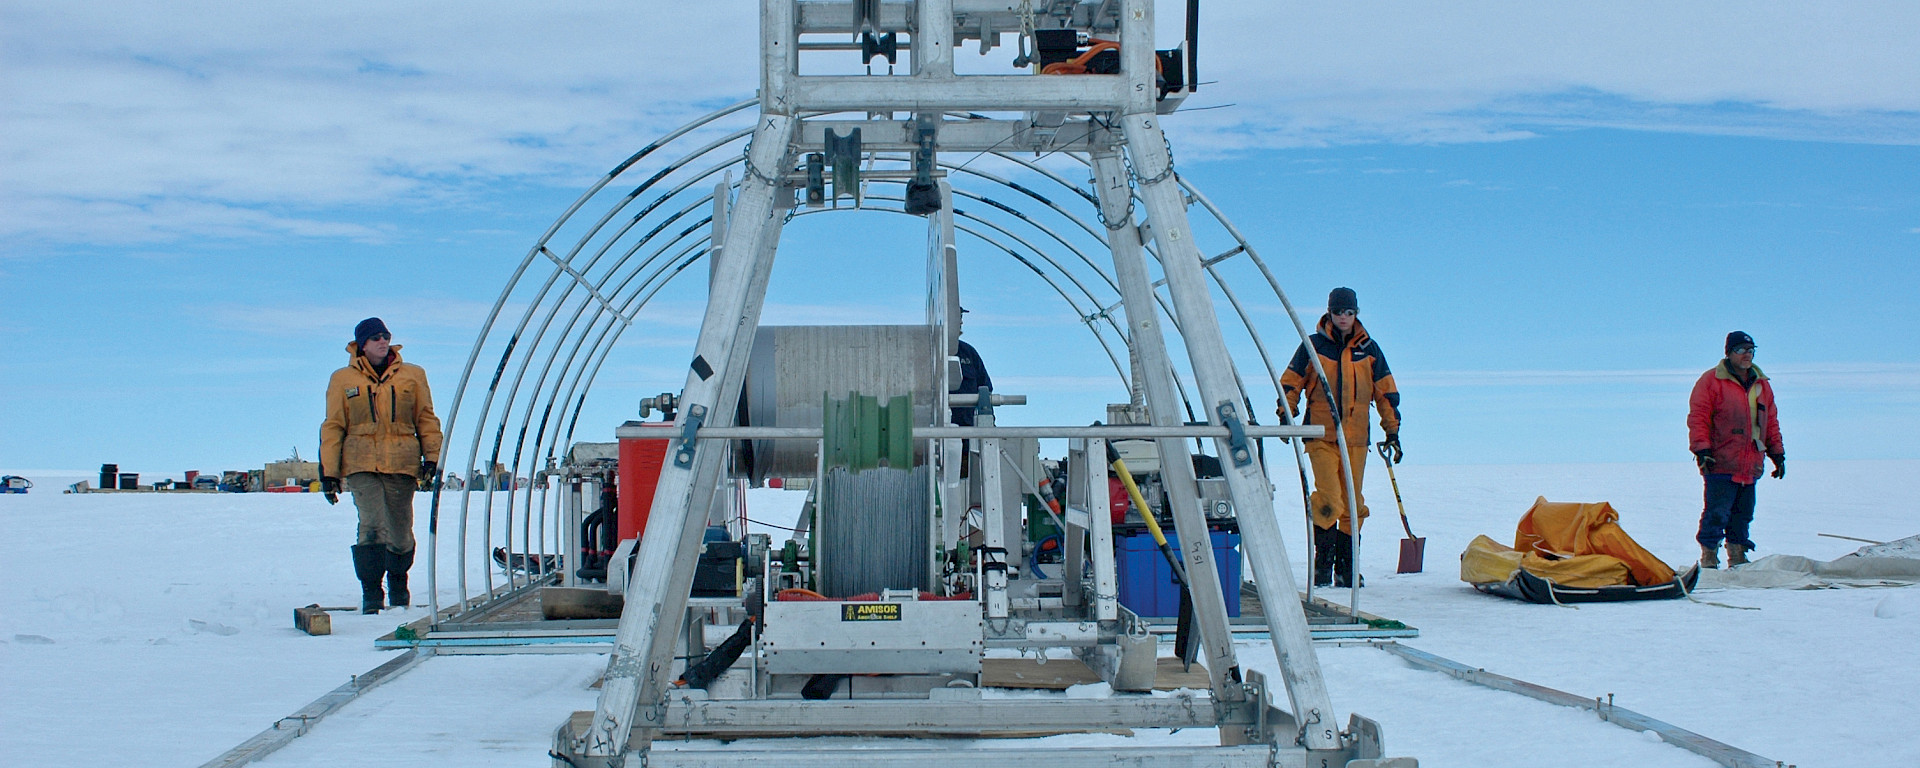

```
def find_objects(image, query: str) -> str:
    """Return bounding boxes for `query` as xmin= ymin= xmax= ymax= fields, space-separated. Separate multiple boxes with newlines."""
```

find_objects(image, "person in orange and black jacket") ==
xmin=1278 ymin=288 xmax=1401 ymax=588
xmin=320 ymin=318 xmax=443 ymax=614
xmin=1687 ymin=331 xmax=1785 ymax=570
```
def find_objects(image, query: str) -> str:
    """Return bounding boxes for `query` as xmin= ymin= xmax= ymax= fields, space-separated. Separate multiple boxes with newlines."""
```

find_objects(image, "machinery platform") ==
xmin=379 ymin=581 xmax=1414 ymax=652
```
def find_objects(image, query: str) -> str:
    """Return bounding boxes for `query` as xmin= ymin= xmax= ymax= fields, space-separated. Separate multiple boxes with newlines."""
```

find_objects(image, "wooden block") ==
xmin=541 ymin=586 xmax=625 ymax=620
xmin=295 ymin=604 xmax=332 ymax=636
xmin=1153 ymin=656 xmax=1212 ymax=691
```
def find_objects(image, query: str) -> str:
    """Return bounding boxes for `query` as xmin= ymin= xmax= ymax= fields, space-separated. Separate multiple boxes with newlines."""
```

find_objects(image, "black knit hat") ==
xmin=1725 ymin=331 xmax=1755 ymax=355
xmin=1328 ymin=287 xmax=1358 ymax=313
xmin=354 ymin=317 xmax=390 ymax=349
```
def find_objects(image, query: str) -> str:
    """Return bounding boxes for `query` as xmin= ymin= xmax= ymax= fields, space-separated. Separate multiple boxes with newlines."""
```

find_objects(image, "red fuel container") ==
xmin=616 ymin=423 xmax=674 ymax=543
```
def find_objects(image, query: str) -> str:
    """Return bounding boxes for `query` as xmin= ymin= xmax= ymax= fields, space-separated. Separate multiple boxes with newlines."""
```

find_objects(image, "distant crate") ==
xmin=263 ymin=460 xmax=320 ymax=490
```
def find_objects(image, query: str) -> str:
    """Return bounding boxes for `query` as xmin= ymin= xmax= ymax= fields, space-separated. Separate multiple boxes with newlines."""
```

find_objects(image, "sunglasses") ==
xmin=1330 ymin=309 xmax=1357 ymax=317
xmin=368 ymin=333 xmax=392 ymax=342
xmin=1729 ymin=345 xmax=1755 ymax=355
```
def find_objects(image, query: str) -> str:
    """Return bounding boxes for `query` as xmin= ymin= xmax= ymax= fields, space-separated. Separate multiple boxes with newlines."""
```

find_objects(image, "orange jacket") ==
xmin=1279 ymin=315 xmax=1400 ymax=444
xmin=320 ymin=343 xmax=442 ymax=479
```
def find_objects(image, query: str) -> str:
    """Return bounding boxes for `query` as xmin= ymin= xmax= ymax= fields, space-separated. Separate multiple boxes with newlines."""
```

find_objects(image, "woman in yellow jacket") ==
xmin=320 ymin=318 xmax=443 ymax=613
xmin=1279 ymin=288 xmax=1401 ymax=588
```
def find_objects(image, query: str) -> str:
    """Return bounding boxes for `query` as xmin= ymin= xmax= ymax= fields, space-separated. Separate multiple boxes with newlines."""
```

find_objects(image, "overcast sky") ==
xmin=2 ymin=1 xmax=1916 ymax=474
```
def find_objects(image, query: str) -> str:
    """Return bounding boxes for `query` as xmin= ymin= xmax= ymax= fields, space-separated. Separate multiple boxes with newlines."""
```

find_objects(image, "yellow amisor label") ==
xmin=841 ymin=603 xmax=902 ymax=621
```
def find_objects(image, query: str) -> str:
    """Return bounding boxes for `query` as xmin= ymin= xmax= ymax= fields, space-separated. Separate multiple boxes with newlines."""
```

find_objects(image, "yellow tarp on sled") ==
xmin=1460 ymin=535 xmax=1634 ymax=588
xmin=1460 ymin=497 xmax=1677 ymax=588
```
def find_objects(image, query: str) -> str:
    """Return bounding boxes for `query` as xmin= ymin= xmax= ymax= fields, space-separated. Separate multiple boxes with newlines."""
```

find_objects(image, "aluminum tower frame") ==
xmin=526 ymin=1 xmax=1397 ymax=765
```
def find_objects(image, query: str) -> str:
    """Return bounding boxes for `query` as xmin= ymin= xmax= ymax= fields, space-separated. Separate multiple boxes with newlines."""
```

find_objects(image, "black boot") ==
xmin=351 ymin=544 xmax=386 ymax=614
xmin=1330 ymin=529 xmax=1362 ymax=588
xmin=387 ymin=548 xmax=415 ymax=608
xmin=1311 ymin=526 xmax=1335 ymax=587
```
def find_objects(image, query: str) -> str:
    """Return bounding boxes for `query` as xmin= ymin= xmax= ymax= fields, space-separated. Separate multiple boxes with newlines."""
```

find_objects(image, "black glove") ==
xmin=1274 ymin=397 xmax=1293 ymax=440
xmin=1769 ymin=455 xmax=1785 ymax=480
xmin=420 ymin=461 xmax=438 ymax=491
xmin=1378 ymin=434 xmax=1403 ymax=464
xmin=320 ymin=476 xmax=340 ymax=505
xmin=1693 ymin=450 xmax=1716 ymax=472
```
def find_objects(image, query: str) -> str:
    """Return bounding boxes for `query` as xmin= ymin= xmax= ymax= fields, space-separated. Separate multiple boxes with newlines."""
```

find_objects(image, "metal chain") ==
xmin=739 ymin=141 xmax=784 ymax=189
xmin=1096 ymin=192 xmax=1136 ymax=231
xmin=1013 ymin=0 xmax=1037 ymax=68
xmin=1097 ymin=140 xmax=1139 ymax=231
xmin=1132 ymin=133 xmax=1178 ymax=187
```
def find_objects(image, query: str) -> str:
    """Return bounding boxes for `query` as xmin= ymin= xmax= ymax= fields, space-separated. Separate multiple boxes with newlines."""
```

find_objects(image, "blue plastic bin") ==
xmin=1116 ymin=528 xmax=1241 ymax=618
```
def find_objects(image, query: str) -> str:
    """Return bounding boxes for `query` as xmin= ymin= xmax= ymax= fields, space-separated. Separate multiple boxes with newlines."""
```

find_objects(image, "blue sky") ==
xmin=2 ymin=2 xmax=1916 ymax=475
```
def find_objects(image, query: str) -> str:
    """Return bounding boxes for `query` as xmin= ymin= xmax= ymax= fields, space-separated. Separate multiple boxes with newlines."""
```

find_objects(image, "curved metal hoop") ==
xmin=424 ymin=100 xmax=1329 ymax=620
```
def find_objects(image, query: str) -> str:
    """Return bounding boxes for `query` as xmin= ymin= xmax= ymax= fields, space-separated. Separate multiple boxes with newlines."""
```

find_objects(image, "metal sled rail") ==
xmin=199 ymin=649 xmax=433 ymax=768
xmin=642 ymin=746 xmax=1283 ymax=768
xmin=1375 ymin=642 xmax=1779 ymax=768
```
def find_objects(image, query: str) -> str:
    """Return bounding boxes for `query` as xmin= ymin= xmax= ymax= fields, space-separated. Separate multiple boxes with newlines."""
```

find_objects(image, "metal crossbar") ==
xmin=677 ymin=425 xmax=1324 ymax=439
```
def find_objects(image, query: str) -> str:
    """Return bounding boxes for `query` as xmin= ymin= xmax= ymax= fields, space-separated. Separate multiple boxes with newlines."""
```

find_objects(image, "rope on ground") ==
xmin=1678 ymin=565 xmax=1760 ymax=610
xmin=1688 ymin=594 xmax=1762 ymax=611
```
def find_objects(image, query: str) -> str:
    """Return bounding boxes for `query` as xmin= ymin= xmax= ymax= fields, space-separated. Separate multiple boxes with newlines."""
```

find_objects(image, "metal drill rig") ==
xmin=537 ymin=1 xmax=1411 ymax=765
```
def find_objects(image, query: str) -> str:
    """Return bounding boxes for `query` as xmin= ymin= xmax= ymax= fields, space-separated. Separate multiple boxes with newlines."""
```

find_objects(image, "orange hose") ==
xmin=1038 ymin=40 xmax=1161 ymax=76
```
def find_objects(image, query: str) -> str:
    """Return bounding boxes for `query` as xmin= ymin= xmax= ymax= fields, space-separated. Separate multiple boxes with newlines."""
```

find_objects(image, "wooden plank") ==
xmin=1154 ymin=657 xmax=1213 ymax=691
xmin=980 ymin=656 xmax=1214 ymax=692
xmin=981 ymin=657 xmax=1102 ymax=689
xmin=540 ymin=586 xmax=625 ymax=620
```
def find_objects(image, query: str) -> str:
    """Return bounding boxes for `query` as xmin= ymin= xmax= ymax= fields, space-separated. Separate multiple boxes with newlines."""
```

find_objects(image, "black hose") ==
xmin=1186 ymin=0 xmax=1200 ymax=92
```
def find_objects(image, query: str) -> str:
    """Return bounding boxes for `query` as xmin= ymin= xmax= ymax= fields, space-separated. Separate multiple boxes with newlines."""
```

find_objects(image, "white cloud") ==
xmin=1171 ymin=1 xmax=1920 ymax=152
xmin=4 ymin=1 xmax=1917 ymax=245
xmin=201 ymin=297 xmax=523 ymax=338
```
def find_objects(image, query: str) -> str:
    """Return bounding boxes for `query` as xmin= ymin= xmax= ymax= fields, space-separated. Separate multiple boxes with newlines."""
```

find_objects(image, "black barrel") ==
xmin=119 ymin=472 xmax=139 ymax=490
xmin=100 ymin=464 xmax=119 ymax=490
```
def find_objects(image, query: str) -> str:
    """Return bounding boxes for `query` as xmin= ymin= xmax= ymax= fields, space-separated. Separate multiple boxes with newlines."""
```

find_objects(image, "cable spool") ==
xmin=739 ymin=324 xmax=940 ymax=596
xmin=739 ymin=325 xmax=939 ymax=484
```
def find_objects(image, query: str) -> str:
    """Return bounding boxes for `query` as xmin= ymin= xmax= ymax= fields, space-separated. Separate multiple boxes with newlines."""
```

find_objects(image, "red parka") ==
xmin=1687 ymin=361 xmax=1783 ymax=485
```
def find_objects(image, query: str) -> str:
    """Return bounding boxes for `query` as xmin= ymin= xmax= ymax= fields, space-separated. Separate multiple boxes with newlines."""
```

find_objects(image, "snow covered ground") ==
xmin=3 ymin=460 xmax=1914 ymax=767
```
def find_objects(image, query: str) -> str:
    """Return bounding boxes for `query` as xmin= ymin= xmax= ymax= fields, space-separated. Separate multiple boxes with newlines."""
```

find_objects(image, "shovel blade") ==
xmin=1396 ymin=537 xmax=1426 ymax=574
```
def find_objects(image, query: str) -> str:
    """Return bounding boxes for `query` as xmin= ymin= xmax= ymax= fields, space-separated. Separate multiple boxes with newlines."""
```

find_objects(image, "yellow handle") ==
xmin=1110 ymin=455 xmax=1169 ymax=548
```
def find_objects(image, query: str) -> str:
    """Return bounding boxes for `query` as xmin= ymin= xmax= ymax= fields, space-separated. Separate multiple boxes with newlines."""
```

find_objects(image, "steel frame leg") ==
xmin=585 ymin=113 xmax=796 ymax=758
xmin=1090 ymin=147 xmax=1245 ymax=709
xmin=979 ymin=421 xmax=1010 ymax=619
xmin=1117 ymin=114 xmax=1341 ymax=751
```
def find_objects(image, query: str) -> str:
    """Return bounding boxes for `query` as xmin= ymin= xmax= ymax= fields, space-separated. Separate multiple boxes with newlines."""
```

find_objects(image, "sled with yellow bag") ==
xmin=1463 ymin=497 xmax=1699 ymax=605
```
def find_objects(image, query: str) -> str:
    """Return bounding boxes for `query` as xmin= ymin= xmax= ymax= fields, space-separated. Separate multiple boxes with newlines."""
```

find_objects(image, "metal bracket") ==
xmin=824 ymin=127 xmax=862 ymax=205
xmin=672 ymin=404 xmax=708 ymax=469
xmin=1215 ymin=402 xmax=1253 ymax=468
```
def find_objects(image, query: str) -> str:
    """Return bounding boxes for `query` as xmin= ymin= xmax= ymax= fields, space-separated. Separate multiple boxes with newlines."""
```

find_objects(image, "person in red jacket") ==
xmin=1687 ymin=331 xmax=1785 ymax=569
